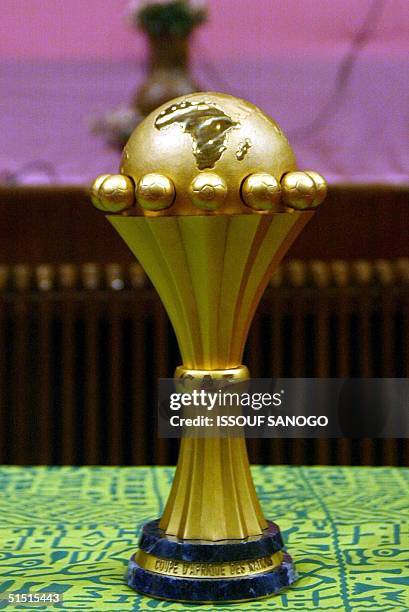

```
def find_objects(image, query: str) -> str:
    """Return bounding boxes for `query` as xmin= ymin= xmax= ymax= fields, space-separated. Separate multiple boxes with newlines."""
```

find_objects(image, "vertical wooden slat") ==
xmin=108 ymin=299 xmax=122 ymax=464
xmin=375 ymin=260 xmax=395 ymax=375
xmin=310 ymin=261 xmax=331 ymax=464
xmin=286 ymin=261 xmax=307 ymax=465
xmin=12 ymin=295 xmax=30 ymax=463
xmin=0 ymin=266 xmax=9 ymax=463
xmin=310 ymin=261 xmax=330 ymax=375
xmin=82 ymin=265 xmax=101 ymax=465
xmin=153 ymin=300 xmax=170 ymax=465
xmin=84 ymin=300 xmax=100 ymax=464
xmin=247 ymin=313 xmax=263 ymax=376
xmin=352 ymin=261 xmax=374 ymax=466
xmin=396 ymin=258 xmax=409 ymax=466
xmin=12 ymin=266 xmax=33 ymax=464
xmin=129 ymin=263 xmax=146 ymax=291
xmin=268 ymin=270 xmax=285 ymax=465
xmin=353 ymin=261 xmax=373 ymax=376
xmin=132 ymin=305 xmax=147 ymax=465
xmin=129 ymin=262 xmax=148 ymax=465
xmin=59 ymin=265 xmax=78 ymax=464
xmin=331 ymin=261 xmax=352 ymax=465
xmin=375 ymin=260 xmax=398 ymax=465
xmin=331 ymin=261 xmax=351 ymax=376
xmin=246 ymin=312 xmax=263 ymax=464
xmin=269 ymin=269 xmax=283 ymax=377
xmin=106 ymin=264 xmax=124 ymax=465
xmin=36 ymin=268 xmax=53 ymax=465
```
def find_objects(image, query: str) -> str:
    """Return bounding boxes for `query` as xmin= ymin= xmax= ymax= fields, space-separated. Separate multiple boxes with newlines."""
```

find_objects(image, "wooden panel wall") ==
xmin=0 ymin=185 xmax=408 ymax=263
xmin=0 ymin=259 xmax=408 ymax=467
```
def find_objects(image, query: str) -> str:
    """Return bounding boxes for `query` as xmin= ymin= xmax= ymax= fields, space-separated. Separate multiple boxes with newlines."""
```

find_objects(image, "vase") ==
xmin=134 ymin=33 xmax=199 ymax=116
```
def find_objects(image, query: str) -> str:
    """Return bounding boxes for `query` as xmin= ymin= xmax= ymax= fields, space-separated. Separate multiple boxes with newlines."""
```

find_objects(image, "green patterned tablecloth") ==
xmin=0 ymin=466 xmax=408 ymax=611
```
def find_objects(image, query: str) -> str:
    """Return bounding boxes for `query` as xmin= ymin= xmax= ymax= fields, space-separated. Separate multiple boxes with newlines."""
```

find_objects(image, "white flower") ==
xmin=100 ymin=107 xmax=138 ymax=131
xmin=128 ymin=0 xmax=174 ymax=13
xmin=128 ymin=0 xmax=207 ymax=14
xmin=188 ymin=0 xmax=207 ymax=9
xmin=92 ymin=107 xmax=140 ymax=149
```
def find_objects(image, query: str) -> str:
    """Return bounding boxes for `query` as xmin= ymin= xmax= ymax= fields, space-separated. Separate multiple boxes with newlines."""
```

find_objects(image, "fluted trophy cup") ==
xmin=91 ymin=93 xmax=327 ymax=603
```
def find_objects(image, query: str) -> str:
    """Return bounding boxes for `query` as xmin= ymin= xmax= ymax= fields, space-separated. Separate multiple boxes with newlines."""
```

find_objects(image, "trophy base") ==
xmin=127 ymin=520 xmax=297 ymax=603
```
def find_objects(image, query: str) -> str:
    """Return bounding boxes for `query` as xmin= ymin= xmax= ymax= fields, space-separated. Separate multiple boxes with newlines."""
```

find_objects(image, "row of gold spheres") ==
xmin=91 ymin=170 xmax=327 ymax=214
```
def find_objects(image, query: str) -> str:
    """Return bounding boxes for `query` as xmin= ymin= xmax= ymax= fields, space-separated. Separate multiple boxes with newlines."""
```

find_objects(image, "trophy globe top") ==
xmin=92 ymin=92 xmax=327 ymax=216
xmin=121 ymin=92 xmax=295 ymax=216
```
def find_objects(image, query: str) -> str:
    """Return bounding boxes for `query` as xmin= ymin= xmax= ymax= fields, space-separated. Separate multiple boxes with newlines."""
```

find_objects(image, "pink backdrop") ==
xmin=1 ymin=0 xmax=408 ymax=61
xmin=1 ymin=0 xmax=408 ymax=185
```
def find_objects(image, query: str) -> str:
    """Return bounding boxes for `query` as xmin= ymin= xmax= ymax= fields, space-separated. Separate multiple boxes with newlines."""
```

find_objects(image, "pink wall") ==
xmin=1 ymin=0 xmax=408 ymax=61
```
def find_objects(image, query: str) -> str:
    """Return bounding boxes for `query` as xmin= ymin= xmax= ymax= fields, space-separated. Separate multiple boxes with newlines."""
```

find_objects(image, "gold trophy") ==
xmin=91 ymin=93 xmax=327 ymax=603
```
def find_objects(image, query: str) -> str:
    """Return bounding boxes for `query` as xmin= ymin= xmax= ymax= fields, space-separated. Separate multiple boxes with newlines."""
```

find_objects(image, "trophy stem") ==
xmin=109 ymin=213 xmax=311 ymax=599
xmin=160 ymin=436 xmax=267 ymax=540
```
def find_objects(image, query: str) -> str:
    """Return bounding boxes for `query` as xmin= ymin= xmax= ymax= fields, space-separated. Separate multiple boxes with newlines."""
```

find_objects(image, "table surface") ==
xmin=0 ymin=466 xmax=408 ymax=611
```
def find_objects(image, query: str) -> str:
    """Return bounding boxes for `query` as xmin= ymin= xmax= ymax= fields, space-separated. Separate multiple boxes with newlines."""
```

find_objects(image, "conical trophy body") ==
xmin=91 ymin=92 xmax=327 ymax=602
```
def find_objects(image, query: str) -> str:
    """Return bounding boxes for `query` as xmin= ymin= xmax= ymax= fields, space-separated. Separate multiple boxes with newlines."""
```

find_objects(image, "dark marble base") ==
xmin=127 ymin=519 xmax=297 ymax=603
xmin=128 ymin=552 xmax=296 ymax=603
xmin=139 ymin=519 xmax=284 ymax=562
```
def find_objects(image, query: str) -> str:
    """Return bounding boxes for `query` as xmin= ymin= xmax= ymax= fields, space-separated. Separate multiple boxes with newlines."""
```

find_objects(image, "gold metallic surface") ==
xmin=119 ymin=92 xmax=297 ymax=216
xmin=90 ymin=174 xmax=110 ymax=210
xmin=108 ymin=214 xmax=311 ymax=370
xmin=135 ymin=550 xmax=283 ymax=578
xmin=281 ymin=170 xmax=327 ymax=210
xmin=189 ymin=172 xmax=227 ymax=210
xmin=241 ymin=172 xmax=282 ymax=211
xmin=159 ymin=437 xmax=267 ymax=539
xmin=305 ymin=170 xmax=328 ymax=207
xmin=92 ymin=92 xmax=327 ymax=545
xmin=93 ymin=174 xmax=135 ymax=212
xmin=108 ymin=212 xmax=310 ymax=540
xmin=136 ymin=173 xmax=175 ymax=211
xmin=175 ymin=365 xmax=249 ymax=382
xmin=155 ymin=99 xmax=239 ymax=170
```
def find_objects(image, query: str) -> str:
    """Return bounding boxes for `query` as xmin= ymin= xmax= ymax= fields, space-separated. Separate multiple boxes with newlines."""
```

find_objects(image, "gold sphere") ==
xmin=91 ymin=93 xmax=328 ymax=216
xmin=97 ymin=174 xmax=135 ymax=212
xmin=90 ymin=174 xmax=110 ymax=210
xmin=281 ymin=171 xmax=317 ymax=210
xmin=136 ymin=173 xmax=175 ymax=211
xmin=305 ymin=170 xmax=328 ymax=207
xmin=189 ymin=172 xmax=228 ymax=211
xmin=241 ymin=173 xmax=282 ymax=211
xmin=120 ymin=92 xmax=297 ymax=215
